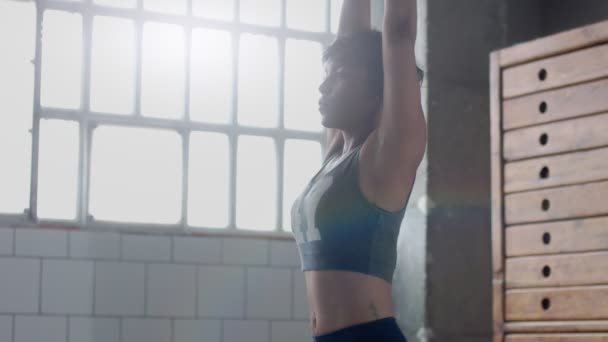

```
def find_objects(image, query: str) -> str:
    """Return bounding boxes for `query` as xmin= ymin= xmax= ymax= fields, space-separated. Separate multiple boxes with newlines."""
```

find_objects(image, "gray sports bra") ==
xmin=290 ymin=144 xmax=415 ymax=283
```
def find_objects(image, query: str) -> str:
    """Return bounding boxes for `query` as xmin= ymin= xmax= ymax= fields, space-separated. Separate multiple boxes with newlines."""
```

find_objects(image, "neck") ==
xmin=340 ymin=109 xmax=380 ymax=154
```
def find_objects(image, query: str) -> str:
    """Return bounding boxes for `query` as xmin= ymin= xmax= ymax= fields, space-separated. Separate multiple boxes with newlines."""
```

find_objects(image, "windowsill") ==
xmin=0 ymin=214 xmax=295 ymax=241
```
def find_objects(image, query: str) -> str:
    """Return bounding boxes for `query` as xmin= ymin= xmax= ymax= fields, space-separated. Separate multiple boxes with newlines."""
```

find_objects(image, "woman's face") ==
xmin=318 ymin=58 xmax=380 ymax=130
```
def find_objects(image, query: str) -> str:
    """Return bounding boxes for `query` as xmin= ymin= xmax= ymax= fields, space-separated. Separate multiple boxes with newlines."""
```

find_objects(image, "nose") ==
xmin=318 ymin=76 xmax=331 ymax=95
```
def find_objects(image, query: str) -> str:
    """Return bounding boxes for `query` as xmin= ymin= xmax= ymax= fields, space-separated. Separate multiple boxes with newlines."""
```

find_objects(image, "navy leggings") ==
xmin=313 ymin=317 xmax=408 ymax=342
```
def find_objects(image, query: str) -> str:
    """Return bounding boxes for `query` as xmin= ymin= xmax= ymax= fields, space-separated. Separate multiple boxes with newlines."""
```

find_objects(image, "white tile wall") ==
xmin=15 ymin=228 xmax=68 ymax=257
xmin=222 ymin=238 xmax=268 ymax=265
xmin=223 ymin=320 xmax=269 ymax=342
xmin=0 ymin=258 xmax=39 ymax=313
xmin=271 ymin=321 xmax=313 ymax=342
xmin=147 ymin=263 xmax=197 ymax=317
xmin=293 ymin=270 xmax=310 ymax=320
xmin=122 ymin=234 xmax=171 ymax=262
xmin=122 ymin=318 xmax=171 ymax=342
xmin=174 ymin=319 xmax=221 ymax=342
xmin=173 ymin=236 xmax=221 ymax=264
xmin=198 ymin=265 xmax=245 ymax=318
xmin=270 ymin=240 xmax=300 ymax=267
xmin=69 ymin=317 xmax=120 ymax=342
xmin=0 ymin=229 xmax=309 ymax=342
xmin=42 ymin=259 xmax=94 ymax=314
xmin=246 ymin=267 xmax=291 ymax=319
xmin=15 ymin=315 xmax=66 ymax=342
xmin=0 ymin=315 xmax=12 ymax=342
xmin=94 ymin=261 xmax=146 ymax=316
xmin=70 ymin=231 xmax=120 ymax=260
xmin=0 ymin=228 xmax=14 ymax=255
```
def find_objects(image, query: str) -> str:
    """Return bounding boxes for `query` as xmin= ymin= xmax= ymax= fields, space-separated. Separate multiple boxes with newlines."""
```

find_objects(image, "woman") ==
xmin=290 ymin=0 xmax=426 ymax=341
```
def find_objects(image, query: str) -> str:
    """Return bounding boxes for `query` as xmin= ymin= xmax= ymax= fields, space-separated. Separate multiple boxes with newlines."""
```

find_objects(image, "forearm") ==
xmin=383 ymin=0 xmax=417 ymax=40
xmin=337 ymin=0 xmax=371 ymax=36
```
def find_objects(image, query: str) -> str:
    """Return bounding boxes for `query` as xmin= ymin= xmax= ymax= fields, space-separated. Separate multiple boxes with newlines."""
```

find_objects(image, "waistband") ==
xmin=313 ymin=316 xmax=407 ymax=341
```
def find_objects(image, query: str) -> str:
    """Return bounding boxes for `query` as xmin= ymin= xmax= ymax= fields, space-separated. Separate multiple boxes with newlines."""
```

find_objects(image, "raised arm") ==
xmin=324 ymin=0 xmax=371 ymax=161
xmin=372 ymin=0 xmax=426 ymax=176
xmin=384 ymin=0 xmax=417 ymax=39
xmin=337 ymin=0 xmax=370 ymax=36
xmin=357 ymin=0 xmax=425 ymax=199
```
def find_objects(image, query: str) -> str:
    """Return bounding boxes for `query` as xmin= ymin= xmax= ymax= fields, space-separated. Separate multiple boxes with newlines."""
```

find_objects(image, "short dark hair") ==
xmin=322 ymin=29 xmax=424 ymax=96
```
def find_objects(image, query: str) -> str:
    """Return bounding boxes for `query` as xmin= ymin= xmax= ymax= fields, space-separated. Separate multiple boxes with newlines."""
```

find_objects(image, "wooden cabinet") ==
xmin=491 ymin=20 xmax=608 ymax=342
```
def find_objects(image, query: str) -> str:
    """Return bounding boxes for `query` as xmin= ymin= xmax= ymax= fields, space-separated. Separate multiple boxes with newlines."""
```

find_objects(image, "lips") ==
xmin=318 ymin=102 xmax=329 ymax=113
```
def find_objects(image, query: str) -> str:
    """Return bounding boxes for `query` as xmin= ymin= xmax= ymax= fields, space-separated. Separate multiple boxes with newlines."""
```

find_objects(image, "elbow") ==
xmin=383 ymin=20 xmax=416 ymax=43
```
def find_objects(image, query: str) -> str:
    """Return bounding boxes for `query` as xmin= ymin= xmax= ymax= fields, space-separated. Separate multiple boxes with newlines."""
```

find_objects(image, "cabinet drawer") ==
xmin=503 ymin=78 xmax=608 ymax=130
xmin=505 ymin=321 xmax=608 ymax=333
xmin=503 ymin=112 xmax=608 ymax=161
xmin=506 ymin=285 xmax=608 ymax=321
xmin=506 ymin=216 xmax=608 ymax=257
xmin=505 ymin=179 xmax=608 ymax=225
xmin=506 ymin=333 xmax=608 ymax=342
xmin=503 ymin=43 xmax=608 ymax=99
xmin=504 ymin=146 xmax=608 ymax=193
xmin=506 ymin=251 xmax=608 ymax=288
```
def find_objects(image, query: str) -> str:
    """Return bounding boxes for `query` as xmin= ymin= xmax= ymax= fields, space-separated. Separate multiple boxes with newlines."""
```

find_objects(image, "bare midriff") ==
xmin=305 ymin=270 xmax=395 ymax=337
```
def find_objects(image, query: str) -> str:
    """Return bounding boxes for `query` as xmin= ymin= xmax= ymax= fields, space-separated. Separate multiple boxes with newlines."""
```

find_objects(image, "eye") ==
xmin=323 ymin=72 xmax=340 ymax=81
xmin=334 ymin=71 xmax=349 ymax=79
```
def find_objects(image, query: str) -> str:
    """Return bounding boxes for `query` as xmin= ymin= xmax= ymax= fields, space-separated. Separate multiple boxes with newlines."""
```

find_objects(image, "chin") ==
xmin=321 ymin=117 xmax=339 ymax=129
xmin=320 ymin=115 xmax=336 ymax=129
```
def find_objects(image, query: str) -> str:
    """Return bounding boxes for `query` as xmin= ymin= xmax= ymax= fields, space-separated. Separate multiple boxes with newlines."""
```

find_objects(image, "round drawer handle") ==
xmin=538 ymin=69 xmax=548 ymax=81
xmin=539 ymin=133 xmax=549 ymax=146
xmin=542 ymin=232 xmax=551 ymax=245
xmin=540 ymin=166 xmax=550 ymax=179
xmin=542 ymin=265 xmax=551 ymax=278
xmin=539 ymin=101 xmax=548 ymax=114
xmin=541 ymin=298 xmax=551 ymax=311
xmin=542 ymin=199 xmax=551 ymax=211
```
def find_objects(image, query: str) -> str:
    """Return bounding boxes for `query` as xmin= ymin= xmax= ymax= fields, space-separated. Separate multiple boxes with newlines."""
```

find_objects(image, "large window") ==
xmin=0 ymin=0 xmax=345 ymax=235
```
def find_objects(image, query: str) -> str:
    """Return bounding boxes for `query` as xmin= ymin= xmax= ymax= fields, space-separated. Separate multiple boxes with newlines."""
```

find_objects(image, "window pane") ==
xmin=94 ymin=0 xmax=136 ymax=9
xmin=37 ymin=120 xmax=79 ymax=220
xmin=91 ymin=16 xmax=135 ymax=115
xmin=144 ymin=0 xmax=187 ymax=15
xmin=286 ymin=0 xmax=326 ymax=32
xmin=141 ymin=22 xmax=185 ymax=119
xmin=283 ymin=140 xmax=322 ymax=231
xmin=331 ymin=0 xmax=343 ymax=34
xmin=41 ymin=10 xmax=83 ymax=109
xmin=240 ymin=0 xmax=280 ymax=27
xmin=236 ymin=136 xmax=276 ymax=231
xmin=190 ymin=28 xmax=232 ymax=124
xmin=193 ymin=0 xmax=234 ymax=21
xmin=284 ymin=39 xmax=324 ymax=132
xmin=237 ymin=34 xmax=278 ymax=128
xmin=0 ymin=0 xmax=35 ymax=213
xmin=89 ymin=126 xmax=182 ymax=224
xmin=188 ymin=132 xmax=229 ymax=228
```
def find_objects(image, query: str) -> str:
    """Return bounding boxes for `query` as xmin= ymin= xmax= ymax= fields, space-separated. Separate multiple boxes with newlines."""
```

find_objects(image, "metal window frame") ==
xmin=0 ymin=0 xmax=339 ymax=239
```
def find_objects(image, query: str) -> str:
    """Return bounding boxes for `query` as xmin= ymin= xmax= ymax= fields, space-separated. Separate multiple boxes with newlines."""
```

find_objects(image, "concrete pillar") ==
xmin=424 ymin=1 xmax=507 ymax=341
